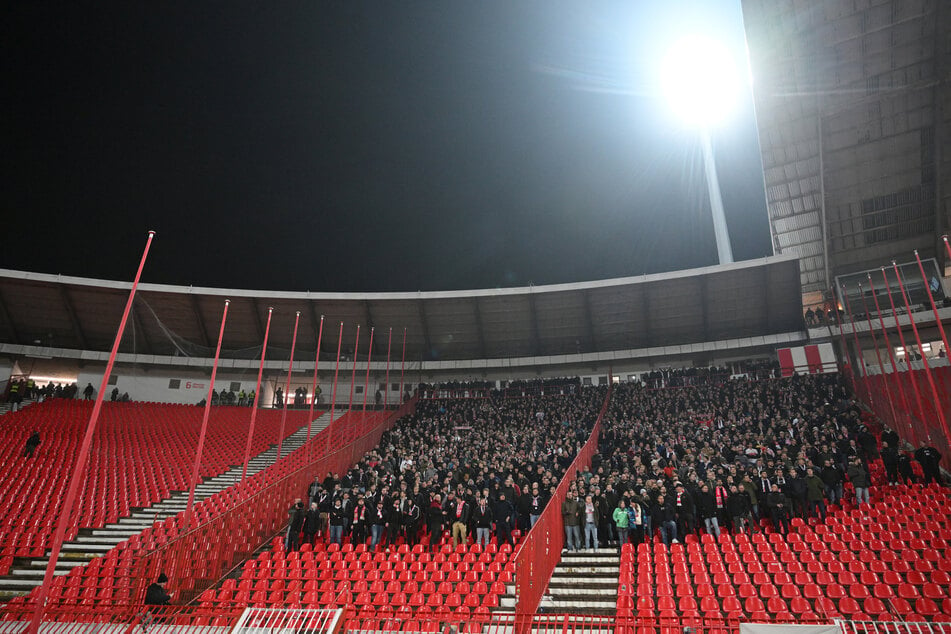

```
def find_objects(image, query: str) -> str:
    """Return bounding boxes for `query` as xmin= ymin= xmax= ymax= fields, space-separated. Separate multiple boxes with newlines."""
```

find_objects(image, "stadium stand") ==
xmin=0 ymin=400 xmax=314 ymax=578
xmin=190 ymin=388 xmax=610 ymax=619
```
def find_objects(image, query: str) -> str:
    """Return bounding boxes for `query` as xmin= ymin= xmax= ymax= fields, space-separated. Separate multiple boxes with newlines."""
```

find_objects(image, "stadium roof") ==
xmin=0 ymin=255 xmax=803 ymax=362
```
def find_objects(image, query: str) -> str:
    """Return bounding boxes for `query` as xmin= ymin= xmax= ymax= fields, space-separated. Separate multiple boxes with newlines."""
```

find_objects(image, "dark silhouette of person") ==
xmin=145 ymin=572 xmax=171 ymax=606
xmin=24 ymin=431 xmax=40 ymax=458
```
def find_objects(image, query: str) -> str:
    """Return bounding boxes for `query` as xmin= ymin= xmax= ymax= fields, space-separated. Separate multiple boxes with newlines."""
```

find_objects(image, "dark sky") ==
xmin=2 ymin=1 xmax=772 ymax=293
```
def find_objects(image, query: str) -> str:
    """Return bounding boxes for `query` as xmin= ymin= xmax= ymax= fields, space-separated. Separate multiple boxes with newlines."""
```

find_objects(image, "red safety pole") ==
xmin=384 ymin=327 xmax=392 ymax=410
xmin=830 ymin=287 xmax=852 ymax=375
xmin=868 ymin=274 xmax=915 ymax=442
xmin=842 ymin=286 xmax=873 ymax=405
xmin=893 ymin=260 xmax=951 ymax=446
xmin=327 ymin=321 xmax=344 ymax=454
xmin=277 ymin=311 xmax=301 ymax=461
xmin=362 ymin=327 xmax=374 ymax=413
xmin=29 ymin=231 xmax=155 ymax=634
xmin=859 ymin=283 xmax=898 ymax=426
xmin=399 ymin=327 xmax=407 ymax=403
xmin=242 ymin=307 xmax=273 ymax=482
xmin=347 ymin=325 xmax=361 ymax=415
xmin=307 ymin=315 xmax=325 ymax=443
xmin=882 ymin=266 xmax=926 ymax=445
xmin=186 ymin=299 xmax=230 ymax=519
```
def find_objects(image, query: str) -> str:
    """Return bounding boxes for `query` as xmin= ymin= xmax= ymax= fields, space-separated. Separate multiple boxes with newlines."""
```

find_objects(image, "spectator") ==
xmin=23 ymin=431 xmax=40 ymax=458
xmin=144 ymin=572 xmax=172 ymax=606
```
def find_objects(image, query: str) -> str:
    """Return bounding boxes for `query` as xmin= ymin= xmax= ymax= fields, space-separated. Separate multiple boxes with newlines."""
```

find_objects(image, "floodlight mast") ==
xmin=700 ymin=129 xmax=734 ymax=264
xmin=661 ymin=35 xmax=737 ymax=265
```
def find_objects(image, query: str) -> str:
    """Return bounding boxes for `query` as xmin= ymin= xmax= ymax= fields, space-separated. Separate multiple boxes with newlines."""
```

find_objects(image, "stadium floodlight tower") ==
xmin=661 ymin=35 xmax=741 ymax=265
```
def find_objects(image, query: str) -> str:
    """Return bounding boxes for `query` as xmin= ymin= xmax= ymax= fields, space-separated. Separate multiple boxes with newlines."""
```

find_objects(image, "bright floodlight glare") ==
xmin=661 ymin=36 xmax=739 ymax=127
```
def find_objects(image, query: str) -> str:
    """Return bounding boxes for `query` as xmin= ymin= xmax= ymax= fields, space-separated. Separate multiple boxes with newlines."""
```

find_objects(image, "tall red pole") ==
xmin=242 ymin=307 xmax=273 ymax=482
xmin=893 ymin=260 xmax=950 ymax=446
xmin=915 ymin=250 xmax=951 ymax=371
xmin=384 ymin=327 xmax=393 ymax=410
xmin=868 ymin=274 xmax=915 ymax=442
xmin=327 ymin=322 xmax=344 ymax=454
xmin=362 ymin=327 xmax=375 ymax=413
xmin=347 ymin=325 xmax=361 ymax=414
xmin=307 ymin=315 xmax=325 ymax=443
xmin=882 ymin=266 xmax=926 ymax=444
xmin=399 ymin=327 xmax=407 ymax=403
xmin=830 ymin=286 xmax=853 ymax=375
xmin=859 ymin=283 xmax=898 ymax=426
xmin=276 ymin=311 xmax=301 ymax=461
xmin=30 ymin=231 xmax=155 ymax=633
xmin=186 ymin=299 xmax=230 ymax=519
xmin=842 ymin=286 xmax=872 ymax=405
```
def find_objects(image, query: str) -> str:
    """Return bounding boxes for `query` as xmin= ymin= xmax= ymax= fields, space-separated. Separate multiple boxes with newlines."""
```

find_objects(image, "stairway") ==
xmin=499 ymin=549 xmax=620 ymax=615
xmin=0 ymin=412 xmax=336 ymax=599
xmin=0 ymin=398 xmax=35 ymax=417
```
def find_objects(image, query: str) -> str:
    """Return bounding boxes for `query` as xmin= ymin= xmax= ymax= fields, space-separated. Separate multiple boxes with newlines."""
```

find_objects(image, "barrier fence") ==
xmin=124 ymin=400 xmax=416 ymax=606
xmin=0 ymin=604 xmax=835 ymax=634
xmin=849 ymin=365 xmax=951 ymax=470
xmin=512 ymin=385 xmax=612 ymax=616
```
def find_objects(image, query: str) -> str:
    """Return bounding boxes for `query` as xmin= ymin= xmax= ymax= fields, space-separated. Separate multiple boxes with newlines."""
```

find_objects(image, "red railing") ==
xmin=0 ymin=603 xmax=825 ymax=634
xmin=512 ymin=386 xmax=612 ymax=616
xmin=126 ymin=399 xmax=417 ymax=606
xmin=851 ymin=365 xmax=951 ymax=469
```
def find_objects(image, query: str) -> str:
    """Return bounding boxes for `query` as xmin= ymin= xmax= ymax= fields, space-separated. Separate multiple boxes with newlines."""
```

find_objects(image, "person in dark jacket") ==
xmin=897 ymin=451 xmax=916 ymax=484
xmin=881 ymin=441 xmax=900 ymax=485
xmin=328 ymin=498 xmax=346 ymax=545
xmin=402 ymin=498 xmax=422 ymax=545
xmin=145 ymin=573 xmax=172 ymax=606
xmin=286 ymin=499 xmax=305 ymax=551
xmin=846 ymin=458 xmax=871 ymax=505
xmin=303 ymin=502 xmax=321 ymax=546
xmin=562 ymin=493 xmax=582 ymax=551
xmin=820 ymin=460 xmax=843 ymax=504
xmin=528 ymin=483 xmax=546 ymax=527
xmin=23 ymin=431 xmax=40 ymax=458
xmin=727 ymin=484 xmax=753 ymax=534
xmin=384 ymin=499 xmax=402 ymax=547
xmin=915 ymin=444 xmax=943 ymax=485
xmin=472 ymin=494 xmax=494 ymax=548
xmin=447 ymin=492 xmax=472 ymax=548
xmin=673 ymin=484 xmax=695 ymax=538
xmin=426 ymin=494 xmax=444 ymax=550
xmin=784 ymin=470 xmax=808 ymax=519
xmin=803 ymin=468 xmax=826 ymax=521
xmin=697 ymin=484 xmax=720 ymax=538
xmin=652 ymin=495 xmax=677 ymax=546
xmin=766 ymin=484 xmax=790 ymax=535
xmin=351 ymin=497 xmax=369 ymax=546
xmin=494 ymin=492 xmax=516 ymax=548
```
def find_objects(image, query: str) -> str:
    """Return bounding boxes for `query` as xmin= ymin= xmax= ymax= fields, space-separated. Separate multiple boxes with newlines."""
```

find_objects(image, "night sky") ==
xmin=2 ymin=1 xmax=772 ymax=293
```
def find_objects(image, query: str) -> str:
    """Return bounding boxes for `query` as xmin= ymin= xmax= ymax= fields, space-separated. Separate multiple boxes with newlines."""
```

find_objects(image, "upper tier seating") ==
xmin=0 ymin=400 xmax=313 ymax=574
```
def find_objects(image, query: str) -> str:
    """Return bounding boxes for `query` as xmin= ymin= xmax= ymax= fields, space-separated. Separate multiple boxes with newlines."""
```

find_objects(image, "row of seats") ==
xmin=196 ymin=537 xmax=518 ymax=612
xmin=7 ymin=407 xmax=396 ymax=609
xmin=617 ymin=482 xmax=951 ymax=623
xmin=0 ymin=400 xmax=313 ymax=570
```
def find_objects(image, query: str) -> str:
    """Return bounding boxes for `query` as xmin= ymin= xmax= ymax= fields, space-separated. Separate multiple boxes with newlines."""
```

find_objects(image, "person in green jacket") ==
xmin=612 ymin=499 xmax=630 ymax=552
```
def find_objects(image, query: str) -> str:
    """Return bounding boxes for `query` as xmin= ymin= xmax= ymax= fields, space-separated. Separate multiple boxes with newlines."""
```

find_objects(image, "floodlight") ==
xmin=661 ymin=35 xmax=739 ymax=128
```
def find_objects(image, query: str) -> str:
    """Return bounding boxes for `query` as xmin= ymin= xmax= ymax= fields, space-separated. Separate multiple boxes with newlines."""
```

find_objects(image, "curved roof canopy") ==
xmin=0 ymin=255 xmax=802 ymax=362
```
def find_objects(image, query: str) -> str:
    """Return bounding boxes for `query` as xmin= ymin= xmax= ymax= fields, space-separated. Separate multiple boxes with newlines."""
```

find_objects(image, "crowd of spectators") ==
xmin=638 ymin=359 xmax=779 ymax=389
xmin=560 ymin=372 xmax=943 ymax=552
xmin=287 ymin=386 xmax=607 ymax=552
xmin=417 ymin=377 xmax=582 ymax=398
